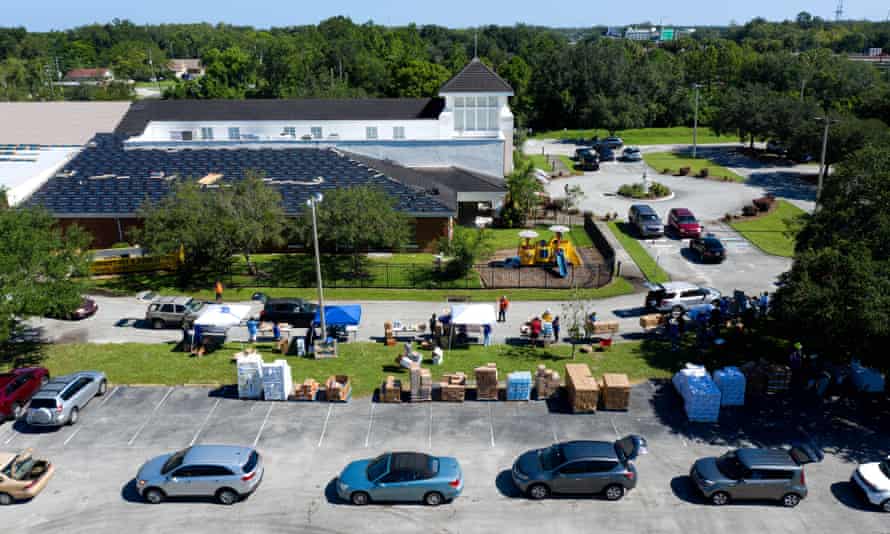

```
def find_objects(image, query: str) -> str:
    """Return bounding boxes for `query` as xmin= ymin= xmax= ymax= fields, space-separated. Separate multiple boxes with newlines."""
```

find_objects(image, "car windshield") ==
xmin=705 ymin=239 xmax=724 ymax=250
xmin=640 ymin=214 xmax=658 ymax=221
xmin=539 ymin=445 xmax=565 ymax=471
xmin=186 ymin=301 xmax=204 ymax=313
xmin=880 ymin=461 xmax=890 ymax=479
xmin=161 ymin=448 xmax=190 ymax=474
xmin=2 ymin=454 xmax=34 ymax=481
xmin=366 ymin=454 xmax=389 ymax=481
xmin=715 ymin=451 xmax=746 ymax=480
xmin=677 ymin=216 xmax=697 ymax=223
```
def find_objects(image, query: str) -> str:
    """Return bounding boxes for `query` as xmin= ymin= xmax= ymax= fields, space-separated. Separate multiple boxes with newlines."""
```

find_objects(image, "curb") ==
xmin=594 ymin=220 xmax=645 ymax=281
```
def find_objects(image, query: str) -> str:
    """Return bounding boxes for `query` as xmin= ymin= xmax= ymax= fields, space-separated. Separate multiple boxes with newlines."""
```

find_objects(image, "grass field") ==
xmin=532 ymin=127 xmax=738 ymax=145
xmin=134 ymin=80 xmax=176 ymax=89
xmin=729 ymin=200 xmax=805 ymax=257
xmin=607 ymin=221 xmax=670 ymax=283
xmin=524 ymin=153 xmax=581 ymax=175
xmin=485 ymin=224 xmax=593 ymax=251
xmin=5 ymin=340 xmax=679 ymax=397
xmin=643 ymin=151 xmax=745 ymax=182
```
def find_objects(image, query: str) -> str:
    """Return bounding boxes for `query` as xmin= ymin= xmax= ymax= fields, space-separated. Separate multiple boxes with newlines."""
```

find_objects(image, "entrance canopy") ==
xmin=313 ymin=305 xmax=362 ymax=326
xmin=450 ymin=304 xmax=496 ymax=326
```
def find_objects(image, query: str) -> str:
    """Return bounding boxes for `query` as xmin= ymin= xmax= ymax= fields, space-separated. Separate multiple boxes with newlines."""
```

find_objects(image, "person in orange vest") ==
xmin=215 ymin=280 xmax=224 ymax=302
xmin=498 ymin=295 xmax=509 ymax=322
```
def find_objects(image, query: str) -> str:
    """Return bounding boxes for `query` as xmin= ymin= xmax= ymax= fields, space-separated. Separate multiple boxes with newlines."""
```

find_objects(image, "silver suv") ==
xmin=628 ymin=204 xmax=663 ymax=238
xmin=136 ymin=445 xmax=264 ymax=505
xmin=645 ymin=282 xmax=720 ymax=313
xmin=26 ymin=371 xmax=107 ymax=427
xmin=145 ymin=296 xmax=206 ymax=329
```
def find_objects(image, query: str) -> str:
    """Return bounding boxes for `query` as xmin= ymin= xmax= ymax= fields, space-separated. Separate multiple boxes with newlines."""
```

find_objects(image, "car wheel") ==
xmin=216 ymin=488 xmax=239 ymax=506
xmin=527 ymin=483 xmax=550 ymax=500
xmin=881 ymin=499 xmax=890 ymax=513
xmin=350 ymin=491 xmax=370 ymax=506
xmin=152 ymin=319 xmax=165 ymax=330
xmin=143 ymin=488 xmax=164 ymax=504
xmin=424 ymin=491 xmax=444 ymax=506
xmin=781 ymin=493 xmax=801 ymax=508
xmin=604 ymin=484 xmax=625 ymax=501
xmin=711 ymin=491 xmax=730 ymax=506
xmin=97 ymin=380 xmax=107 ymax=396
xmin=10 ymin=403 xmax=23 ymax=421
xmin=0 ymin=492 xmax=13 ymax=506
xmin=68 ymin=407 xmax=79 ymax=426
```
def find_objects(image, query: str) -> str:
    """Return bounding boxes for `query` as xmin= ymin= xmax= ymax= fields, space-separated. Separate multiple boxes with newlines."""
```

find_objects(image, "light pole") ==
xmin=814 ymin=116 xmax=839 ymax=208
xmin=692 ymin=85 xmax=699 ymax=158
xmin=307 ymin=193 xmax=326 ymax=341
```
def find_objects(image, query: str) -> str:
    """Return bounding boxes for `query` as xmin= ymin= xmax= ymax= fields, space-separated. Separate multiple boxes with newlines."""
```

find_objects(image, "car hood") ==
xmin=859 ymin=463 xmax=890 ymax=492
xmin=137 ymin=453 xmax=172 ymax=481
xmin=515 ymin=450 xmax=543 ymax=477
xmin=679 ymin=222 xmax=701 ymax=230
xmin=693 ymin=458 xmax=725 ymax=483
xmin=338 ymin=459 xmax=373 ymax=489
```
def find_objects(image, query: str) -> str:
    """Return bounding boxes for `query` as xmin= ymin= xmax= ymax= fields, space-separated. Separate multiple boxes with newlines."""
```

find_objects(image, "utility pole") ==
xmin=692 ymin=83 xmax=703 ymax=159
xmin=815 ymin=116 xmax=839 ymax=209
xmin=307 ymin=193 xmax=327 ymax=343
xmin=835 ymin=0 xmax=844 ymax=21
xmin=148 ymin=48 xmax=161 ymax=93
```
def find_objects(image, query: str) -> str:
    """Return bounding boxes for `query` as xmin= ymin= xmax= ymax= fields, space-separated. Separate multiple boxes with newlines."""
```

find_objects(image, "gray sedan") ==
xmin=25 ymin=371 xmax=107 ymax=427
xmin=512 ymin=436 xmax=647 ymax=500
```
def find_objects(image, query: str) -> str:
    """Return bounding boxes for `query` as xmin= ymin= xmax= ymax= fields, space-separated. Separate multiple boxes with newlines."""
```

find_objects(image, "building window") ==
xmin=311 ymin=127 xmax=322 ymax=139
xmin=366 ymin=126 xmax=378 ymax=140
xmin=453 ymin=95 xmax=499 ymax=132
xmin=200 ymin=127 xmax=214 ymax=140
xmin=228 ymin=127 xmax=240 ymax=140
xmin=393 ymin=126 xmax=405 ymax=140
xmin=283 ymin=127 xmax=296 ymax=137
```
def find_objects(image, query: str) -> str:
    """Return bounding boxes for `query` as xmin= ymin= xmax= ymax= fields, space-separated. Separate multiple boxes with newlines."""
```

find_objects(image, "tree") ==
xmin=438 ymin=226 xmax=494 ymax=278
xmin=500 ymin=154 xmax=543 ymax=228
xmin=391 ymin=59 xmax=451 ymax=97
xmin=219 ymin=172 xmax=286 ymax=276
xmin=595 ymin=94 xmax=646 ymax=135
xmin=0 ymin=208 xmax=91 ymax=344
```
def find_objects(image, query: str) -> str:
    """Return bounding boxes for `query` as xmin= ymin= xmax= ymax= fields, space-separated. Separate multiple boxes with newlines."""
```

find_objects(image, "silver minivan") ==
xmin=136 ymin=445 xmax=264 ymax=505
xmin=26 ymin=371 xmax=107 ymax=427
xmin=628 ymin=204 xmax=664 ymax=238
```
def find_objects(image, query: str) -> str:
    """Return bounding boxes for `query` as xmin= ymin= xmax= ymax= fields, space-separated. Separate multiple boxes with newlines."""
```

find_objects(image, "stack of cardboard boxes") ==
xmin=381 ymin=376 xmax=402 ymax=403
xmin=294 ymin=378 xmax=319 ymax=401
xmin=601 ymin=373 xmax=630 ymax=410
xmin=383 ymin=321 xmax=397 ymax=346
xmin=475 ymin=363 xmax=499 ymax=401
xmin=592 ymin=320 xmax=620 ymax=335
xmin=565 ymin=363 xmax=599 ymax=413
xmin=440 ymin=372 xmax=467 ymax=402
xmin=325 ymin=375 xmax=351 ymax=402
xmin=535 ymin=365 xmax=561 ymax=400
xmin=639 ymin=314 xmax=663 ymax=330
xmin=410 ymin=367 xmax=432 ymax=402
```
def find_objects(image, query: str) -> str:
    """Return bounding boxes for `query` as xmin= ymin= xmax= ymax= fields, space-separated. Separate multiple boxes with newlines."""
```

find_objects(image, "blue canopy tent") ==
xmin=313 ymin=305 xmax=362 ymax=326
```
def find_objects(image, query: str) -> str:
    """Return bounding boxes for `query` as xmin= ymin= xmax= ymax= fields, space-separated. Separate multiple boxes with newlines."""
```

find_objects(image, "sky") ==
xmin=5 ymin=0 xmax=890 ymax=31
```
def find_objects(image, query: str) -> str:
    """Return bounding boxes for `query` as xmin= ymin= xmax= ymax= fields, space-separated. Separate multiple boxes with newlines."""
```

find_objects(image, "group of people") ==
xmin=524 ymin=309 xmax=561 ymax=346
xmin=665 ymin=290 xmax=774 ymax=352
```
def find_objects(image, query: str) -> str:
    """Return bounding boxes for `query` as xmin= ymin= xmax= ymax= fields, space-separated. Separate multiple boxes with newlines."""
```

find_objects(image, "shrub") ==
xmin=110 ymin=242 xmax=132 ymax=249
xmin=742 ymin=204 xmax=758 ymax=217
xmin=753 ymin=196 xmax=775 ymax=212
xmin=697 ymin=168 xmax=709 ymax=178
xmin=617 ymin=182 xmax=671 ymax=199
xmin=648 ymin=182 xmax=671 ymax=198
xmin=678 ymin=166 xmax=691 ymax=176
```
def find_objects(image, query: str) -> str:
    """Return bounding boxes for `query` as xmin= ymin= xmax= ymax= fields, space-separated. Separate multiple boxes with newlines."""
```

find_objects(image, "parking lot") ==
xmin=1 ymin=383 xmax=887 ymax=534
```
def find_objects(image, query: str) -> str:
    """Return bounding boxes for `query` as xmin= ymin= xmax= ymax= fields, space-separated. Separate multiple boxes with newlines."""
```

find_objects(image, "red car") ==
xmin=0 ymin=368 xmax=50 ymax=422
xmin=667 ymin=208 xmax=702 ymax=238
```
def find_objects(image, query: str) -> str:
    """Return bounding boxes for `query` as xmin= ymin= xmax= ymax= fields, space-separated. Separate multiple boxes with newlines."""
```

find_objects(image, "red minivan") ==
xmin=667 ymin=208 xmax=702 ymax=238
xmin=0 ymin=368 xmax=50 ymax=421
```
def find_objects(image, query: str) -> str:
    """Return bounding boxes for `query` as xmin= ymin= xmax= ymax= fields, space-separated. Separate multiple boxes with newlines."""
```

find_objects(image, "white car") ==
xmin=644 ymin=282 xmax=721 ymax=313
xmin=851 ymin=458 xmax=890 ymax=512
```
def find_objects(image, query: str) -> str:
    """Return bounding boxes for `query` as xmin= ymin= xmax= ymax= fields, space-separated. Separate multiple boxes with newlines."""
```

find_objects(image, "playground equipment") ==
xmin=517 ymin=226 xmax=584 ymax=277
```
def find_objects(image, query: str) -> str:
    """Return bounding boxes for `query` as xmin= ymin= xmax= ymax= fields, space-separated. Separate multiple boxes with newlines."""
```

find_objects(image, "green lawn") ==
xmin=134 ymin=80 xmax=176 ymax=89
xmin=485 ymin=224 xmax=593 ymax=251
xmin=607 ymin=222 xmax=670 ymax=283
xmin=643 ymin=151 xmax=745 ymax=182
xmin=5 ymin=340 xmax=678 ymax=397
xmin=729 ymin=200 xmax=805 ymax=257
xmin=523 ymin=153 xmax=581 ymax=175
xmin=532 ymin=127 xmax=738 ymax=145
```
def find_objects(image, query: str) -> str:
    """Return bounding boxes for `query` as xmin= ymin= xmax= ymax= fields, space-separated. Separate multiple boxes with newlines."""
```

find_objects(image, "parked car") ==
xmin=573 ymin=147 xmax=594 ymax=160
xmin=628 ymin=204 xmax=664 ymax=238
xmin=511 ymin=436 xmax=647 ymax=501
xmin=136 ymin=445 xmax=263 ymax=505
xmin=690 ymin=444 xmax=823 ymax=507
xmin=689 ymin=235 xmax=726 ymax=263
xmin=850 ymin=457 xmax=890 ymax=512
xmin=46 ymin=297 xmax=98 ymax=320
xmin=0 ymin=449 xmax=55 ymax=505
xmin=579 ymin=150 xmax=600 ymax=171
xmin=337 ymin=452 xmax=463 ymax=506
xmin=145 ymin=296 xmax=206 ymax=329
xmin=600 ymin=136 xmax=624 ymax=149
xmin=667 ymin=208 xmax=703 ymax=238
xmin=260 ymin=298 xmax=318 ymax=328
xmin=644 ymin=282 xmax=721 ymax=313
xmin=621 ymin=146 xmax=642 ymax=161
xmin=766 ymin=140 xmax=788 ymax=156
xmin=25 ymin=371 xmax=107 ymax=427
xmin=0 ymin=367 xmax=50 ymax=421
xmin=597 ymin=147 xmax=616 ymax=161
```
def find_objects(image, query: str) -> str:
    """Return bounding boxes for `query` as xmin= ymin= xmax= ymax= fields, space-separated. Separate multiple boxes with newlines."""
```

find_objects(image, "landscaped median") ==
xmin=531 ymin=127 xmax=738 ymax=145
xmin=607 ymin=221 xmax=670 ymax=283
xmin=6 ymin=341 xmax=676 ymax=398
xmin=643 ymin=151 xmax=745 ymax=183
xmin=728 ymin=200 xmax=805 ymax=257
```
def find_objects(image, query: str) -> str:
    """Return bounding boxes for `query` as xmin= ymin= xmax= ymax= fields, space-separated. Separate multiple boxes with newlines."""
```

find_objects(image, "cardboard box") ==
xmin=535 ymin=365 xmax=561 ymax=400
xmin=592 ymin=320 xmax=620 ymax=335
xmin=565 ymin=363 xmax=599 ymax=413
xmin=601 ymin=373 xmax=630 ymax=410
xmin=410 ymin=367 xmax=432 ymax=402
xmin=294 ymin=378 xmax=319 ymax=401
xmin=325 ymin=375 xmax=351 ymax=402
xmin=382 ymin=376 xmax=402 ymax=403
xmin=639 ymin=314 xmax=663 ymax=329
xmin=475 ymin=364 xmax=499 ymax=401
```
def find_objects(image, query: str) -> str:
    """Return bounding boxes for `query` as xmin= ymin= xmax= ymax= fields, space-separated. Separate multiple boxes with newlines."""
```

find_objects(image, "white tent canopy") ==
xmin=450 ymin=304 xmax=497 ymax=326
xmin=194 ymin=304 xmax=252 ymax=328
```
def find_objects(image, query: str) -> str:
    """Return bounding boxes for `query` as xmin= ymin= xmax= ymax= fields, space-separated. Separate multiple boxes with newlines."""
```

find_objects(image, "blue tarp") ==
xmin=313 ymin=305 xmax=362 ymax=326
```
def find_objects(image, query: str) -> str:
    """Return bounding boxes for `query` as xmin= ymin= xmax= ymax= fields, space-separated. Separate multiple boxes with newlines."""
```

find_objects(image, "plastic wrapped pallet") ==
xmin=382 ymin=376 xmax=402 ymax=403
xmin=672 ymin=366 xmax=721 ymax=422
xmin=850 ymin=360 xmax=885 ymax=393
xmin=236 ymin=351 xmax=264 ymax=400
xmin=712 ymin=366 xmax=746 ymax=406
xmin=535 ymin=365 xmax=561 ymax=400
xmin=601 ymin=373 xmax=630 ymax=410
xmin=325 ymin=375 xmax=351 ymax=402
xmin=440 ymin=372 xmax=466 ymax=402
xmin=261 ymin=359 xmax=294 ymax=401
xmin=410 ymin=367 xmax=432 ymax=402
xmin=506 ymin=371 xmax=532 ymax=401
xmin=294 ymin=378 xmax=319 ymax=401
xmin=475 ymin=363 xmax=498 ymax=401
xmin=565 ymin=363 xmax=598 ymax=413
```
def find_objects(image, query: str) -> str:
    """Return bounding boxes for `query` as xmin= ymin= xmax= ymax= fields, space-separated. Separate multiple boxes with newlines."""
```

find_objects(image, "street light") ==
xmin=692 ymin=83 xmax=703 ymax=159
xmin=814 ymin=116 xmax=840 ymax=208
xmin=306 ymin=192 xmax=326 ymax=342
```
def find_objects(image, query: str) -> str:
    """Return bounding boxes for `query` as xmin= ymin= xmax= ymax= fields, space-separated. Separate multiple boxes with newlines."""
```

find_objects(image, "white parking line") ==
xmin=189 ymin=398 xmax=221 ymax=446
xmin=3 ymin=430 xmax=16 ymax=445
xmin=63 ymin=427 xmax=81 ymax=446
xmin=128 ymin=387 xmax=173 ymax=446
xmin=364 ymin=400 xmax=375 ymax=448
xmin=427 ymin=403 xmax=433 ymax=450
xmin=317 ymin=404 xmax=332 ymax=447
xmin=98 ymin=386 xmax=121 ymax=407
xmin=550 ymin=419 xmax=559 ymax=443
xmin=253 ymin=403 xmax=274 ymax=448
xmin=610 ymin=417 xmax=621 ymax=439
xmin=488 ymin=403 xmax=495 ymax=448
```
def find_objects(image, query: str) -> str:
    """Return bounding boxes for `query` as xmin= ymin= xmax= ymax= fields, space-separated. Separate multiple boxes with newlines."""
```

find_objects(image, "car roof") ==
xmin=31 ymin=372 xmax=99 ymax=398
xmin=702 ymin=237 xmax=724 ymax=246
xmin=184 ymin=445 xmax=253 ymax=467
xmin=154 ymin=296 xmax=193 ymax=305
xmin=653 ymin=281 xmax=700 ymax=292
xmin=266 ymin=298 xmax=304 ymax=305
xmin=561 ymin=441 xmax=617 ymax=461
xmin=737 ymin=448 xmax=799 ymax=469
xmin=0 ymin=368 xmax=41 ymax=386
xmin=631 ymin=204 xmax=656 ymax=213
xmin=389 ymin=452 xmax=435 ymax=477
xmin=671 ymin=208 xmax=694 ymax=216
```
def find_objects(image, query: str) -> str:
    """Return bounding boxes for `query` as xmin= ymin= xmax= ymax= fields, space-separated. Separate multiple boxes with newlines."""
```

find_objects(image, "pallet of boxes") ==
xmin=535 ymin=365 xmax=561 ymax=400
xmin=440 ymin=372 xmax=466 ymax=402
xmin=410 ymin=367 xmax=432 ymax=402
xmin=381 ymin=376 xmax=402 ymax=403
xmin=325 ymin=375 xmax=351 ymax=402
xmin=294 ymin=378 xmax=320 ymax=401
xmin=600 ymin=373 xmax=630 ymax=411
xmin=565 ymin=363 xmax=599 ymax=413
xmin=475 ymin=363 xmax=499 ymax=401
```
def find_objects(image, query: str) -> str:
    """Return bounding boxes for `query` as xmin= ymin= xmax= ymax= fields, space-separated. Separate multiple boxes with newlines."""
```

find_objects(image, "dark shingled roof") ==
xmin=26 ymin=134 xmax=453 ymax=217
xmin=115 ymin=98 xmax=446 ymax=137
xmin=439 ymin=58 xmax=514 ymax=94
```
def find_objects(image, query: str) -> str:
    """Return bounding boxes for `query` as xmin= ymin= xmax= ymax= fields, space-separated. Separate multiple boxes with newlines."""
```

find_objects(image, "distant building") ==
xmin=624 ymin=27 xmax=659 ymax=41
xmin=167 ymin=59 xmax=204 ymax=80
xmin=622 ymin=26 xmax=695 ymax=43
xmin=63 ymin=68 xmax=114 ymax=84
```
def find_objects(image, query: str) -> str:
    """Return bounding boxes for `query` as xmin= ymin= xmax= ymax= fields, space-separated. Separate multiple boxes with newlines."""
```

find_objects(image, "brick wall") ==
xmin=57 ymin=217 xmax=143 ymax=248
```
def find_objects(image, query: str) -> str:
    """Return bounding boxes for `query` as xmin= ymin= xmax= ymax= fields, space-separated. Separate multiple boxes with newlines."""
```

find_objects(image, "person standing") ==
xmin=498 ymin=296 xmax=509 ymax=322
xmin=246 ymin=317 xmax=259 ymax=343
xmin=429 ymin=313 xmax=438 ymax=339
xmin=552 ymin=316 xmax=560 ymax=343
xmin=759 ymin=292 xmax=770 ymax=317
xmin=483 ymin=323 xmax=492 ymax=346
xmin=530 ymin=316 xmax=542 ymax=347
xmin=214 ymin=280 xmax=224 ymax=302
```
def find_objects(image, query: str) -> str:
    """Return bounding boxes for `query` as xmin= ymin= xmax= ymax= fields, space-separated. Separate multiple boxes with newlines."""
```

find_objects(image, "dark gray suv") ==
xmin=628 ymin=204 xmax=664 ymax=238
xmin=690 ymin=444 xmax=823 ymax=507
xmin=512 ymin=436 xmax=647 ymax=500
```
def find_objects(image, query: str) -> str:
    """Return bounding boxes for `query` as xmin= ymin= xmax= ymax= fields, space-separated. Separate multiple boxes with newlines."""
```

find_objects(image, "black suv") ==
xmin=259 ymin=298 xmax=317 ymax=327
xmin=689 ymin=235 xmax=726 ymax=263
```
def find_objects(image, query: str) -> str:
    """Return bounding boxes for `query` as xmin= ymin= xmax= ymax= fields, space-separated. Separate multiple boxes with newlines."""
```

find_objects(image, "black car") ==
xmin=689 ymin=235 xmax=726 ymax=263
xmin=597 ymin=147 xmax=616 ymax=161
xmin=259 ymin=298 xmax=318 ymax=327
xmin=600 ymin=136 xmax=624 ymax=150
xmin=573 ymin=147 xmax=594 ymax=160
xmin=579 ymin=151 xmax=600 ymax=171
